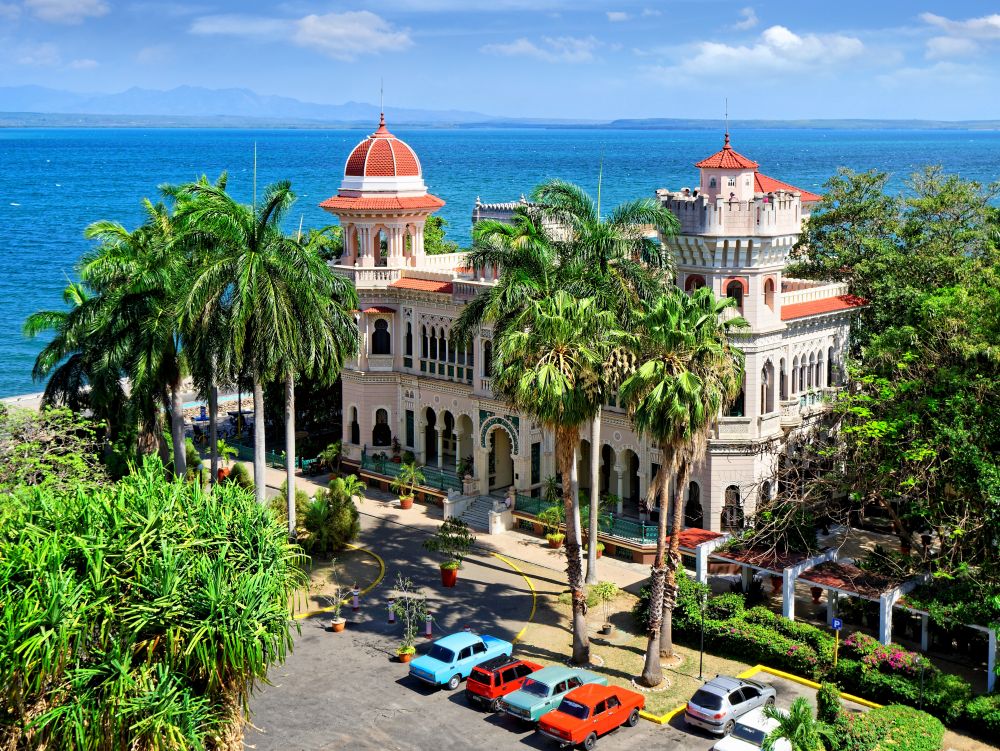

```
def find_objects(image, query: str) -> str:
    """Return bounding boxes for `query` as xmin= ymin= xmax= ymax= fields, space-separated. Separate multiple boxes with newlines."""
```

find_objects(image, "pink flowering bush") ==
xmin=844 ymin=632 xmax=922 ymax=677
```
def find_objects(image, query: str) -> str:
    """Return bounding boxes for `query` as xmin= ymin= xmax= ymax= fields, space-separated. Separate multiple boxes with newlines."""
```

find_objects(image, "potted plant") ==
xmin=810 ymin=586 xmax=824 ymax=604
xmin=423 ymin=517 xmax=476 ymax=587
xmin=391 ymin=461 xmax=424 ymax=510
xmin=391 ymin=437 xmax=402 ymax=463
xmin=592 ymin=581 xmax=619 ymax=637
xmin=538 ymin=503 xmax=565 ymax=548
xmin=389 ymin=573 xmax=427 ymax=663
xmin=592 ymin=541 xmax=605 ymax=559
xmin=402 ymin=449 xmax=416 ymax=465
xmin=326 ymin=558 xmax=348 ymax=632
xmin=456 ymin=455 xmax=474 ymax=479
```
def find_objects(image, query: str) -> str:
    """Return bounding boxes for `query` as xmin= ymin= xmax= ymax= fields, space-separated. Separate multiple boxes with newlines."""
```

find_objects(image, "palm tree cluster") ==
xmin=456 ymin=179 xmax=745 ymax=677
xmin=24 ymin=175 xmax=358 ymax=531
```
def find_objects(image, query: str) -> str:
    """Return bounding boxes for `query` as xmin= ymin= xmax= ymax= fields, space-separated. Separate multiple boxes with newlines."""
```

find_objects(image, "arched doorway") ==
xmin=456 ymin=414 xmax=474 ymax=476
xmin=488 ymin=427 xmax=514 ymax=491
xmin=600 ymin=445 xmax=615 ymax=495
xmin=349 ymin=406 xmax=360 ymax=445
xmin=722 ymin=485 xmax=745 ymax=532
xmin=620 ymin=449 xmax=640 ymax=514
xmin=685 ymin=481 xmax=703 ymax=528
xmin=578 ymin=439 xmax=592 ymax=494
xmin=372 ymin=318 xmax=391 ymax=355
xmin=760 ymin=360 xmax=775 ymax=415
xmin=441 ymin=411 xmax=456 ymax=467
xmin=424 ymin=408 xmax=438 ymax=464
xmin=372 ymin=408 xmax=391 ymax=447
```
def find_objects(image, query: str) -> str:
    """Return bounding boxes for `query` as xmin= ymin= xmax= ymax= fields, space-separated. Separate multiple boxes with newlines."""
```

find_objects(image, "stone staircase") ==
xmin=458 ymin=495 xmax=497 ymax=532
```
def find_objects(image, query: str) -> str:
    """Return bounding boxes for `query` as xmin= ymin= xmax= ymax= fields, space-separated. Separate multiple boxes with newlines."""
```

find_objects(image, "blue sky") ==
xmin=0 ymin=1 xmax=998 ymax=119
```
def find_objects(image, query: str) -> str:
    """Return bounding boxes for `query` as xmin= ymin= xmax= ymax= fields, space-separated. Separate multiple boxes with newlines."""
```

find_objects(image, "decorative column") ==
xmin=436 ymin=428 xmax=444 ymax=469
xmin=613 ymin=467 xmax=624 ymax=515
xmin=454 ymin=433 xmax=461 ymax=474
xmin=415 ymin=419 xmax=427 ymax=464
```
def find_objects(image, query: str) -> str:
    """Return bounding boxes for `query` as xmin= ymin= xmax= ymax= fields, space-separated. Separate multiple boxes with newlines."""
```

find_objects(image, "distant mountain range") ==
xmin=1 ymin=85 xmax=998 ymax=130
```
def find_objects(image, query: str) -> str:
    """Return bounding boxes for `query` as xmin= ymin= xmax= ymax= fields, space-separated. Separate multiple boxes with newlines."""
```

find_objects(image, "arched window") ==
xmin=371 ymin=318 xmax=391 ymax=355
xmin=421 ymin=325 xmax=428 ymax=358
xmin=760 ymin=481 xmax=771 ymax=506
xmin=438 ymin=330 xmax=447 ymax=362
xmin=763 ymin=278 xmax=775 ymax=310
xmin=405 ymin=322 xmax=413 ymax=357
xmin=725 ymin=381 xmax=745 ymax=417
xmin=684 ymin=481 xmax=703 ymax=528
xmin=760 ymin=361 xmax=774 ymax=415
xmin=483 ymin=339 xmax=493 ymax=378
xmin=722 ymin=486 xmax=745 ymax=532
xmin=827 ymin=346 xmax=836 ymax=387
xmin=779 ymin=358 xmax=787 ymax=400
xmin=685 ymin=274 xmax=706 ymax=293
xmin=799 ymin=357 xmax=808 ymax=393
xmin=349 ymin=407 xmax=360 ymax=445
xmin=709 ymin=177 xmax=717 ymax=188
xmin=372 ymin=408 xmax=391 ymax=446
xmin=429 ymin=327 xmax=438 ymax=360
xmin=791 ymin=356 xmax=799 ymax=394
xmin=726 ymin=280 xmax=744 ymax=310
xmin=816 ymin=351 xmax=825 ymax=389
xmin=807 ymin=353 xmax=815 ymax=389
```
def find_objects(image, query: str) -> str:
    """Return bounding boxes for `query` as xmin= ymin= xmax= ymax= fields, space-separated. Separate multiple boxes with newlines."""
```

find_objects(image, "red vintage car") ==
xmin=536 ymin=684 xmax=645 ymax=750
xmin=465 ymin=655 xmax=544 ymax=712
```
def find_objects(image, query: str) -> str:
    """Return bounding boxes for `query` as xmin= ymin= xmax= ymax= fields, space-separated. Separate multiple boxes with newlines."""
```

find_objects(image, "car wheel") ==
xmin=583 ymin=732 xmax=598 ymax=750
xmin=723 ymin=720 xmax=735 ymax=735
xmin=626 ymin=709 xmax=640 ymax=727
xmin=765 ymin=696 xmax=775 ymax=708
xmin=490 ymin=698 xmax=503 ymax=713
xmin=446 ymin=674 xmax=461 ymax=691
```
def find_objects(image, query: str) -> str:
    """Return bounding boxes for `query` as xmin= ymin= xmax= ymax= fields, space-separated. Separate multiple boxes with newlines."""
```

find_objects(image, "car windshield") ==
xmin=691 ymin=689 xmax=724 ymax=710
xmin=467 ymin=670 xmax=491 ymax=686
xmin=519 ymin=679 xmax=550 ymax=697
xmin=557 ymin=699 xmax=590 ymax=720
xmin=426 ymin=645 xmax=454 ymax=663
xmin=731 ymin=723 xmax=767 ymax=746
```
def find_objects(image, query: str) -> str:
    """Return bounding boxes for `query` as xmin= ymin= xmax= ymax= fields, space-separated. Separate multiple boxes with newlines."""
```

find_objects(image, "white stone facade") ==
xmin=322 ymin=127 xmax=860 ymax=533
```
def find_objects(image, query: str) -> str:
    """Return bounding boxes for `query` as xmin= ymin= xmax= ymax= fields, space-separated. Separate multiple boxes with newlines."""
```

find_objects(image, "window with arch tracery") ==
xmin=684 ymin=481 xmax=703 ymax=529
xmin=429 ymin=327 xmax=438 ymax=360
xmin=421 ymin=325 xmax=428 ymax=358
xmin=372 ymin=408 xmax=391 ymax=446
xmin=827 ymin=346 xmax=836 ymax=387
xmin=726 ymin=280 xmax=744 ymax=310
xmin=349 ymin=407 xmax=360 ymax=445
xmin=763 ymin=277 xmax=775 ymax=310
xmin=405 ymin=322 xmax=413 ymax=357
xmin=438 ymin=330 xmax=447 ymax=362
xmin=483 ymin=339 xmax=493 ymax=378
xmin=779 ymin=359 xmax=787 ymax=400
xmin=722 ymin=486 xmax=744 ymax=532
xmin=371 ymin=318 xmax=391 ymax=355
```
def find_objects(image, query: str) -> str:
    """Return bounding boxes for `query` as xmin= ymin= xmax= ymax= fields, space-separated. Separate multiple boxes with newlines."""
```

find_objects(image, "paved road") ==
xmin=246 ymin=514 xmax=847 ymax=751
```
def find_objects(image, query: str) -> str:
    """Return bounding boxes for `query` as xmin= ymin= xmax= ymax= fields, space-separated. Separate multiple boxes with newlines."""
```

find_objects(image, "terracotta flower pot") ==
xmin=330 ymin=618 xmax=346 ymax=632
xmin=547 ymin=536 xmax=564 ymax=549
xmin=440 ymin=566 xmax=459 ymax=587
xmin=217 ymin=467 xmax=230 ymax=482
xmin=399 ymin=495 xmax=414 ymax=510
xmin=397 ymin=651 xmax=414 ymax=663
xmin=810 ymin=586 xmax=823 ymax=604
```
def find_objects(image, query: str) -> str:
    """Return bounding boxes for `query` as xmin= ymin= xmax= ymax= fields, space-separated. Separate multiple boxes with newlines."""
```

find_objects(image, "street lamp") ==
xmin=698 ymin=589 xmax=707 ymax=681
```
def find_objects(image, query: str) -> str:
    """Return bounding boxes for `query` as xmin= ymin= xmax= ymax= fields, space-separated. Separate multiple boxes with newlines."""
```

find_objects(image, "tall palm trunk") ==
xmin=558 ymin=426 xmax=590 ymax=665
xmin=209 ymin=381 xmax=219 ymax=486
xmin=586 ymin=409 xmax=601 ymax=584
xmin=640 ymin=468 xmax=669 ymax=686
xmin=660 ymin=458 xmax=689 ymax=658
xmin=285 ymin=371 xmax=297 ymax=538
xmin=169 ymin=385 xmax=186 ymax=479
xmin=252 ymin=378 xmax=266 ymax=504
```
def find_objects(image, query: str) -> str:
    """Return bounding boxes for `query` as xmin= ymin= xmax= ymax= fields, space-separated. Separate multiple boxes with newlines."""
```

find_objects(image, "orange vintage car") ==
xmin=536 ymin=684 xmax=645 ymax=749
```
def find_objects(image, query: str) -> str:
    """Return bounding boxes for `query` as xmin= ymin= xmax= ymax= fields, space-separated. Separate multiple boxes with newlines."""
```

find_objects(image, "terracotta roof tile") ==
xmin=694 ymin=134 xmax=759 ymax=170
xmin=319 ymin=194 xmax=446 ymax=211
xmin=362 ymin=305 xmax=396 ymax=314
xmin=343 ymin=115 xmax=421 ymax=178
xmin=781 ymin=294 xmax=866 ymax=321
xmin=798 ymin=561 xmax=900 ymax=600
xmin=389 ymin=278 xmax=454 ymax=294
xmin=755 ymin=172 xmax=822 ymax=203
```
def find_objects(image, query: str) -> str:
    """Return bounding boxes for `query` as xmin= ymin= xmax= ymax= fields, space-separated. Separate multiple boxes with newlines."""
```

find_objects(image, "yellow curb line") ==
xmin=640 ymin=704 xmax=686 ymax=725
xmin=490 ymin=552 xmax=537 ymax=644
xmin=292 ymin=543 xmax=386 ymax=620
xmin=737 ymin=665 xmax=882 ymax=710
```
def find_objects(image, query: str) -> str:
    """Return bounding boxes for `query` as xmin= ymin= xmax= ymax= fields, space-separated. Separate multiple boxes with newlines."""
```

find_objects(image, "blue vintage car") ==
xmin=408 ymin=632 xmax=514 ymax=690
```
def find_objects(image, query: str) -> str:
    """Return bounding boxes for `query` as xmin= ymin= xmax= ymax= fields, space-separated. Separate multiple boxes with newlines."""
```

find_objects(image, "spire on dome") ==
xmin=694 ymin=131 xmax=758 ymax=170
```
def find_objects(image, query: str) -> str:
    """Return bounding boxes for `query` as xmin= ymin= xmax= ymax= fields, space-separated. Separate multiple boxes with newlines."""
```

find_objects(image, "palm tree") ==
xmin=179 ymin=179 xmax=318 ymax=504
xmin=23 ymin=280 xmax=126 ymax=429
xmin=530 ymin=179 xmax=680 ymax=584
xmin=493 ymin=291 xmax=627 ymax=664
xmin=620 ymin=286 xmax=745 ymax=685
xmin=763 ymin=697 xmax=835 ymax=751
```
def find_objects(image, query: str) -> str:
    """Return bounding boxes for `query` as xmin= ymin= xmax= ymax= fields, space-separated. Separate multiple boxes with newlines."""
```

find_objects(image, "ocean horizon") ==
xmin=2 ymin=125 xmax=999 ymax=399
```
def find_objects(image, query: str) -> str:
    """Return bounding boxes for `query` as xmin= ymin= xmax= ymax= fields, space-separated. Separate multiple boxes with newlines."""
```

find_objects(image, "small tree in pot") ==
xmin=592 ymin=581 xmax=619 ymax=636
xmin=389 ymin=573 xmax=428 ymax=662
xmin=325 ymin=558 xmax=348 ymax=632
xmin=538 ymin=503 xmax=565 ymax=548
xmin=423 ymin=517 xmax=477 ymax=587
xmin=390 ymin=461 xmax=424 ymax=510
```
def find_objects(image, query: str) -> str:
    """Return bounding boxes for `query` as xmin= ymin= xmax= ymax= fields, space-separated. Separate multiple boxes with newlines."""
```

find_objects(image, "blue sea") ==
xmin=1 ymin=126 xmax=999 ymax=398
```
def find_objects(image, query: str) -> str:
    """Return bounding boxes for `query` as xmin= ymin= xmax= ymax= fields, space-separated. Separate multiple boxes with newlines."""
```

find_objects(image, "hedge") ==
xmin=839 ymin=705 xmax=944 ymax=751
xmin=634 ymin=572 xmax=993 ymax=737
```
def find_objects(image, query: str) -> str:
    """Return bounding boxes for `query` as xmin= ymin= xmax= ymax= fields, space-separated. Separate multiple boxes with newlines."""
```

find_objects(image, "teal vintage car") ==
xmin=499 ymin=665 xmax=608 ymax=722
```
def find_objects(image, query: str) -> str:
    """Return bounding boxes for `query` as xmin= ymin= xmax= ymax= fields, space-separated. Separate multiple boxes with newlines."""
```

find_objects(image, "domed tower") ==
xmin=320 ymin=114 xmax=445 ymax=268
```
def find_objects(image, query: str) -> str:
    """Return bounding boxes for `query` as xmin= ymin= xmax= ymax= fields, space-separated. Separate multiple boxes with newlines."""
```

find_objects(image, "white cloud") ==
xmin=136 ymin=44 xmax=171 ymax=64
xmin=606 ymin=11 xmax=628 ymax=22
xmin=925 ymin=36 xmax=978 ymax=59
xmin=733 ymin=7 xmax=758 ymax=31
xmin=641 ymin=8 xmax=661 ymax=17
xmin=24 ymin=0 xmax=108 ymax=24
xmin=190 ymin=11 xmax=412 ymax=61
xmin=650 ymin=25 xmax=864 ymax=79
xmin=0 ymin=2 xmax=20 ymax=21
xmin=69 ymin=57 xmax=98 ymax=69
xmin=16 ymin=41 xmax=61 ymax=66
xmin=878 ymin=60 xmax=986 ymax=90
xmin=482 ymin=35 xmax=601 ymax=63
xmin=920 ymin=12 xmax=1000 ymax=59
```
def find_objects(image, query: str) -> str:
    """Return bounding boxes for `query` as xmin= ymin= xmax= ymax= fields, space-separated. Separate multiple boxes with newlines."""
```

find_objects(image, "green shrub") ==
xmin=841 ymin=705 xmax=944 ymax=751
xmin=835 ymin=659 xmax=970 ymax=725
xmin=633 ymin=567 xmax=702 ymax=633
xmin=963 ymin=693 xmax=1000 ymax=737
xmin=268 ymin=481 xmax=312 ymax=528
xmin=705 ymin=593 xmax=745 ymax=620
xmin=817 ymin=681 xmax=842 ymax=726
xmin=227 ymin=461 xmax=253 ymax=490
xmin=303 ymin=483 xmax=360 ymax=555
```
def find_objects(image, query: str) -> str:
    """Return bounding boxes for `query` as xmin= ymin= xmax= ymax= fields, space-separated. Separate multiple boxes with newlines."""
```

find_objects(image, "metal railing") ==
xmin=512 ymin=494 xmax=658 ymax=546
xmin=360 ymin=455 xmax=462 ymax=492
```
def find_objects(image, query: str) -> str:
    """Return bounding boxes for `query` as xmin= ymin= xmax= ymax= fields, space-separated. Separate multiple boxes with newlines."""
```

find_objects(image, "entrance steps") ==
xmin=458 ymin=495 xmax=498 ymax=532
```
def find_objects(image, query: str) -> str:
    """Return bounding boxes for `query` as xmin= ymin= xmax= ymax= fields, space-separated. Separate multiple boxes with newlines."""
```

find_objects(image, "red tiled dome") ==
xmin=694 ymin=133 xmax=759 ymax=170
xmin=344 ymin=114 xmax=421 ymax=178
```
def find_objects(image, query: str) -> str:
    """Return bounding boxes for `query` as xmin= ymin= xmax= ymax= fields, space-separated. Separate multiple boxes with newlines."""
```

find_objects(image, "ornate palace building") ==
xmin=322 ymin=117 xmax=863 ymax=542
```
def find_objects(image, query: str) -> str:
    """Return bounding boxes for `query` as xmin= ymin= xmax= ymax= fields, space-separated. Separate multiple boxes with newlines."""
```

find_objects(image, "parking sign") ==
xmin=831 ymin=617 xmax=843 ymax=630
